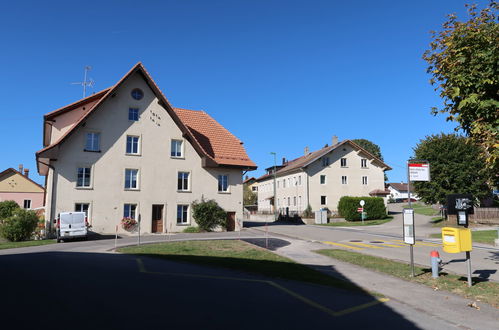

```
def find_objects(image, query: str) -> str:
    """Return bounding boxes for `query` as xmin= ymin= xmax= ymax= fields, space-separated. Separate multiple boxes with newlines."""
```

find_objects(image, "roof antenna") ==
xmin=71 ymin=66 xmax=95 ymax=98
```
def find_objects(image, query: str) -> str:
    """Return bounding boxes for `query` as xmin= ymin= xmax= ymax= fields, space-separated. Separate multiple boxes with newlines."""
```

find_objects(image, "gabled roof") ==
xmin=37 ymin=62 xmax=256 ymax=172
xmin=0 ymin=168 xmax=45 ymax=190
xmin=243 ymin=177 xmax=257 ymax=184
xmin=387 ymin=182 xmax=414 ymax=193
xmin=44 ymin=88 xmax=110 ymax=120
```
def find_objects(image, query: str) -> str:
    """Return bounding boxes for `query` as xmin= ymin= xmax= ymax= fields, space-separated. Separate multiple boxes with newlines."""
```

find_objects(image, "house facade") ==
xmin=256 ymin=139 xmax=391 ymax=214
xmin=36 ymin=63 xmax=256 ymax=234
xmin=386 ymin=182 xmax=419 ymax=201
xmin=0 ymin=165 xmax=44 ymax=210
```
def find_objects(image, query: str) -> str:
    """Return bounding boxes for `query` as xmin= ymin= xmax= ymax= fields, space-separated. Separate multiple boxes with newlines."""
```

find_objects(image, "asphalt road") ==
xmin=0 ymin=233 xmax=458 ymax=330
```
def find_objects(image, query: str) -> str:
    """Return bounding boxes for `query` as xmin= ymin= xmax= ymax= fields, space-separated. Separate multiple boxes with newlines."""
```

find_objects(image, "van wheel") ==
xmin=56 ymin=238 xmax=60 ymax=243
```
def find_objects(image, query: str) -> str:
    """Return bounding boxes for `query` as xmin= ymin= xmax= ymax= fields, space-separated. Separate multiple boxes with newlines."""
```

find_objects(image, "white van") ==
xmin=56 ymin=212 xmax=88 ymax=242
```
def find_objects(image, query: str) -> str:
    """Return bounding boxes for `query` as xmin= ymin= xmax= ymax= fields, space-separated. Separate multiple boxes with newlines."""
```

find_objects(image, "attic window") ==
xmin=131 ymin=88 xmax=144 ymax=100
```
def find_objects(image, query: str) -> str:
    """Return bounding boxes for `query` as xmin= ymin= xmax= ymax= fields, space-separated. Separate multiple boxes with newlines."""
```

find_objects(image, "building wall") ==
xmin=0 ymin=192 xmax=44 ymax=209
xmin=0 ymin=171 xmax=44 ymax=209
xmin=49 ymin=99 xmax=99 ymax=143
xmin=47 ymin=72 xmax=243 ymax=233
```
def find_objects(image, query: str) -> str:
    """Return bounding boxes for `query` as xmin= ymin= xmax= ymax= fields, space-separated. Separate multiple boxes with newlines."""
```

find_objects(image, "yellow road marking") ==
xmin=377 ymin=243 xmax=406 ymax=248
xmin=135 ymin=257 xmax=389 ymax=317
xmin=323 ymin=241 xmax=364 ymax=250
xmin=392 ymin=240 xmax=440 ymax=247
xmin=348 ymin=242 xmax=383 ymax=249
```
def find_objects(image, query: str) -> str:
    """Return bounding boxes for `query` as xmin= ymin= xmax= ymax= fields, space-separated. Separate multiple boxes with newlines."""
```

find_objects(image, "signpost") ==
xmin=359 ymin=200 xmax=365 ymax=224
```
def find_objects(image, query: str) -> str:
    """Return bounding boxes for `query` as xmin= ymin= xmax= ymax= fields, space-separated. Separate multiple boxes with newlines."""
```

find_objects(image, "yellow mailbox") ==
xmin=441 ymin=227 xmax=472 ymax=253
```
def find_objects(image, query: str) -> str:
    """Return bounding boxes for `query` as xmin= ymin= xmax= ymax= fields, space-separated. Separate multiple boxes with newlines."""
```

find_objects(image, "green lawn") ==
xmin=321 ymin=218 xmax=392 ymax=227
xmin=404 ymin=203 xmax=440 ymax=216
xmin=316 ymin=249 xmax=499 ymax=308
xmin=118 ymin=240 xmax=361 ymax=292
xmin=0 ymin=239 xmax=56 ymax=250
xmin=430 ymin=230 xmax=498 ymax=245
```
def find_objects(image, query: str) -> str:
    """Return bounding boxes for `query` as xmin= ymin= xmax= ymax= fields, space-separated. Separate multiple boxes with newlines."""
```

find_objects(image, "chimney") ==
xmin=245 ymin=175 xmax=248 ymax=180
xmin=282 ymin=157 xmax=286 ymax=165
xmin=24 ymin=169 xmax=29 ymax=178
xmin=18 ymin=164 xmax=23 ymax=173
xmin=332 ymin=135 xmax=338 ymax=145
xmin=304 ymin=146 xmax=309 ymax=155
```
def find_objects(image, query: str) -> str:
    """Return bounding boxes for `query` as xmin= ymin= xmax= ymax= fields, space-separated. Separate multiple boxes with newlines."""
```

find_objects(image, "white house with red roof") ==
xmin=255 ymin=138 xmax=391 ymax=215
xmin=36 ymin=63 xmax=256 ymax=234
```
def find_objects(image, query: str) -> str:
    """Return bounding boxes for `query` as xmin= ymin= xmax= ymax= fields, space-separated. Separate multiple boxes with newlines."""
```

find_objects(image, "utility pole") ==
xmin=270 ymin=152 xmax=277 ymax=221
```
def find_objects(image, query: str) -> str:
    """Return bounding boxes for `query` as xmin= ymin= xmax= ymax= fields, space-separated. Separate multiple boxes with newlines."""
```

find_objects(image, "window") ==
xmin=177 ymin=205 xmax=189 ymax=224
xmin=283 ymin=179 xmax=286 ymax=188
xmin=321 ymin=196 xmax=327 ymax=205
xmin=126 ymin=136 xmax=140 ymax=154
xmin=128 ymin=108 xmax=139 ymax=121
xmin=287 ymin=178 xmax=290 ymax=187
xmin=293 ymin=197 xmax=296 ymax=206
xmin=124 ymin=169 xmax=139 ymax=189
xmin=341 ymin=158 xmax=347 ymax=167
xmin=322 ymin=157 xmax=330 ymax=167
xmin=171 ymin=140 xmax=183 ymax=158
xmin=298 ymin=176 xmax=301 ymax=185
xmin=218 ymin=175 xmax=229 ymax=192
xmin=252 ymin=186 xmax=257 ymax=191
xmin=85 ymin=132 xmax=100 ymax=151
xmin=77 ymin=167 xmax=91 ymax=187
xmin=342 ymin=176 xmax=347 ymax=184
xmin=298 ymin=196 xmax=302 ymax=207
xmin=320 ymin=175 xmax=326 ymax=184
xmin=131 ymin=88 xmax=144 ymax=100
xmin=178 ymin=172 xmax=189 ymax=191
xmin=362 ymin=176 xmax=368 ymax=185
xmin=277 ymin=181 xmax=280 ymax=188
xmin=75 ymin=203 xmax=89 ymax=216
xmin=23 ymin=200 xmax=31 ymax=209
xmin=293 ymin=177 xmax=297 ymax=186
xmin=123 ymin=204 xmax=137 ymax=219
xmin=287 ymin=197 xmax=290 ymax=205
xmin=361 ymin=159 xmax=368 ymax=168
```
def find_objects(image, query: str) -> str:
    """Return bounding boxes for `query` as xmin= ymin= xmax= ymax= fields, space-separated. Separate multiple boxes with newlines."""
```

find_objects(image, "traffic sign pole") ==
xmin=407 ymin=162 xmax=415 ymax=277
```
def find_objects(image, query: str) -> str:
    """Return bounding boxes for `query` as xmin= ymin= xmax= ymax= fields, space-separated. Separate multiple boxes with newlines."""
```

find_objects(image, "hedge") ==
xmin=338 ymin=196 xmax=386 ymax=221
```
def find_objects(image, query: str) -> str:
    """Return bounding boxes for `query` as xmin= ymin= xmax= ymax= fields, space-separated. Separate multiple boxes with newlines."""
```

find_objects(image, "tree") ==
xmin=191 ymin=199 xmax=227 ymax=232
xmin=0 ymin=209 xmax=39 ymax=241
xmin=412 ymin=133 xmax=491 ymax=205
xmin=243 ymin=184 xmax=257 ymax=206
xmin=351 ymin=139 xmax=383 ymax=160
xmin=0 ymin=200 xmax=20 ymax=221
xmin=423 ymin=2 xmax=499 ymax=181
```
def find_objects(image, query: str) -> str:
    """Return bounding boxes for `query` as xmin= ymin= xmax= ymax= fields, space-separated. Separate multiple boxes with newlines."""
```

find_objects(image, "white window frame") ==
xmin=341 ymin=176 xmax=347 ymax=184
xmin=124 ymin=169 xmax=139 ymax=190
xmin=361 ymin=158 xmax=368 ymax=168
xmin=283 ymin=179 xmax=286 ymax=188
xmin=126 ymin=135 xmax=140 ymax=155
xmin=123 ymin=203 xmax=137 ymax=219
xmin=298 ymin=176 xmax=301 ymax=186
xmin=321 ymin=195 xmax=327 ymax=205
xmin=177 ymin=171 xmax=190 ymax=192
xmin=23 ymin=199 xmax=31 ymax=209
xmin=76 ymin=166 xmax=92 ymax=188
xmin=85 ymin=132 xmax=100 ymax=152
xmin=341 ymin=158 xmax=347 ymax=167
xmin=320 ymin=175 xmax=326 ymax=185
xmin=362 ymin=176 xmax=368 ymax=185
xmin=176 ymin=204 xmax=189 ymax=225
xmin=218 ymin=174 xmax=229 ymax=192
xmin=171 ymin=139 xmax=184 ymax=158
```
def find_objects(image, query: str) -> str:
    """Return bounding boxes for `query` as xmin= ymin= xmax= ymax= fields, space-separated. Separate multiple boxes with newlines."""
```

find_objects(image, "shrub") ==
xmin=0 ymin=200 xmax=20 ymax=221
xmin=183 ymin=226 xmax=201 ymax=233
xmin=0 ymin=209 xmax=39 ymax=241
xmin=191 ymin=199 xmax=227 ymax=232
xmin=338 ymin=196 xmax=386 ymax=221
xmin=302 ymin=204 xmax=313 ymax=218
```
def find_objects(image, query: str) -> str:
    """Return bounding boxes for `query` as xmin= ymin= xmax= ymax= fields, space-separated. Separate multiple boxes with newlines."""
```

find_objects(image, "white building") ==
xmin=386 ymin=182 xmax=419 ymax=201
xmin=36 ymin=63 xmax=256 ymax=234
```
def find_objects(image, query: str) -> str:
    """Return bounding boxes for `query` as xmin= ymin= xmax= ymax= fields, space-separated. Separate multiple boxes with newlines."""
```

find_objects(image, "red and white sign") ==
xmin=357 ymin=208 xmax=363 ymax=212
xmin=409 ymin=163 xmax=430 ymax=181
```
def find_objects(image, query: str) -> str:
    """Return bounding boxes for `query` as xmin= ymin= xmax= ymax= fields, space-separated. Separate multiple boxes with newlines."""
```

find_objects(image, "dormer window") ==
xmin=131 ymin=88 xmax=144 ymax=100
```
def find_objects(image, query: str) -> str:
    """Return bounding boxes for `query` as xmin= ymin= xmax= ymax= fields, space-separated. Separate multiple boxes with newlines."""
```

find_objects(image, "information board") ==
xmin=403 ymin=208 xmax=415 ymax=245
xmin=409 ymin=163 xmax=430 ymax=181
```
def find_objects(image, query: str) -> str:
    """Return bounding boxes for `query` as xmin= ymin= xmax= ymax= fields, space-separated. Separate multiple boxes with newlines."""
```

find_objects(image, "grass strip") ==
xmin=316 ymin=249 xmax=499 ymax=308
xmin=430 ymin=230 xmax=497 ymax=245
xmin=119 ymin=240 xmax=361 ymax=292
xmin=0 ymin=239 xmax=56 ymax=250
xmin=321 ymin=218 xmax=392 ymax=227
xmin=406 ymin=203 xmax=440 ymax=216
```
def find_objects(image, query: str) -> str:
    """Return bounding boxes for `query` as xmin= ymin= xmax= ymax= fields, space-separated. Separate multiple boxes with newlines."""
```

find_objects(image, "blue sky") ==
xmin=0 ymin=0 xmax=486 ymax=185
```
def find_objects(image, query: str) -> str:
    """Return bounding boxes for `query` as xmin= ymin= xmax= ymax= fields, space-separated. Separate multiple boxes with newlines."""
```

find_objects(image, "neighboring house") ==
xmin=36 ymin=63 xmax=256 ymax=234
xmin=0 ymin=165 xmax=44 ymax=210
xmin=386 ymin=182 xmax=419 ymax=201
xmin=255 ymin=138 xmax=391 ymax=214
xmin=243 ymin=176 xmax=258 ymax=192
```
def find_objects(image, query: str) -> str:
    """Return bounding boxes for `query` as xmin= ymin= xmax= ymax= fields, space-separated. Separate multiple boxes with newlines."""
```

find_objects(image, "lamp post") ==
xmin=270 ymin=152 xmax=277 ymax=221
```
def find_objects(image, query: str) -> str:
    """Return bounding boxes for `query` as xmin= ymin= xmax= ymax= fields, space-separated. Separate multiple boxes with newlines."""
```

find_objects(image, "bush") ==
xmin=183 ymin=226 xmax=201 ymax=233
xmin=302 ymin=204 xmax=313 ymax=218
xmin=0 ymin=209 xmax=39 ymax=241
xmin=0 ymin=200 xmax=20 ymax=221
xmin=338 ymin=196 xmax=386 ymax=221
xmin=191 ymin=199 xmax=227 ymax=232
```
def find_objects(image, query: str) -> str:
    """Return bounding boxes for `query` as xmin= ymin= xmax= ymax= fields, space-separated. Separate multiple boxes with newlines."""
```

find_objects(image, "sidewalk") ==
xmin=264 ymin=232 xmax=499 ymax=329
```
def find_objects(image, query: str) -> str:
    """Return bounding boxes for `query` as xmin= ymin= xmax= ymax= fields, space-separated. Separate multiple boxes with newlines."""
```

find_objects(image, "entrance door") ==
xmin=151 ymin=205 xmax=164 ymax=233
xmin=226 ymin=212 xmax=236 ymax=232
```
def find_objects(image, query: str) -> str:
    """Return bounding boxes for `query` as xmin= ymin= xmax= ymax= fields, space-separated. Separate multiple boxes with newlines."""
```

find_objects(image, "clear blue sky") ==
xmin=0 ymin=0 xmax=486 ymax=185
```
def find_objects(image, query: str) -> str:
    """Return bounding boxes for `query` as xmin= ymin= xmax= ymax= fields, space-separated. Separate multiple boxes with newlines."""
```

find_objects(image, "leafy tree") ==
xmin=351 ymin=139 xmax=383 ymax=160
xmin=243 ymin=184 xmax=257 ymax=206
xmin=423 ymin=2 xmax=499 ymax=180
xmin=191 ymin=199 xmax=227 ymax=232
xmin=412 ymin=133 xmax=491 ymax=205
xmin=0 ymin=200 xmax=20 ymax=221
xmin=0 ymin=209 xmax=39 ymax=241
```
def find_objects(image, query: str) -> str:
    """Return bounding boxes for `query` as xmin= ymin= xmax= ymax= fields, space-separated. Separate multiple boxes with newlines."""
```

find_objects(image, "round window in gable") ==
xmin=131 ymin=88 xmax=144 ymax=100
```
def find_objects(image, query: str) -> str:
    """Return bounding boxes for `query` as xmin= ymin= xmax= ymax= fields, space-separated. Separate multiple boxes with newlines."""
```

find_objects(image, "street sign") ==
xmin=357 ymin=208 xmax=363 ymax=212
xmin=409 ymin=163 xmax=430 ymax=181
xmin=360 ymin=200 xmax=365 ymax=206
xmin=403 ymin=208 xmax=415 ymax=245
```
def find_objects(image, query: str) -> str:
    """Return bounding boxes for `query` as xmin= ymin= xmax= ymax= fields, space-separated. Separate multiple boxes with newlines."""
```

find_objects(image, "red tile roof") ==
xmin=37 ymin=63 xmax=256 ymax=171
xmin=387 ymin=182 xmax=414 ymax=193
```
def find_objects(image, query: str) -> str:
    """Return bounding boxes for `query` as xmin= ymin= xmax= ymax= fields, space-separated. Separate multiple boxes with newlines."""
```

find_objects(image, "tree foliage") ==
xmin=0 ymin=209 xmax=39 ymax=241
xmin=412 ymin=133 xmax=491 ymax=205
xmin=243 ymin=184 xmax=257 ymax=206
xmin=191 ymin=199 xmax=227 ymax=232
xmin=0 ymin=200 xmax=20 ymax=221
xmin=351 ymin=139 xmax=383 ymax=160
xmin=423 ymin=2 xmax=499 ymax=179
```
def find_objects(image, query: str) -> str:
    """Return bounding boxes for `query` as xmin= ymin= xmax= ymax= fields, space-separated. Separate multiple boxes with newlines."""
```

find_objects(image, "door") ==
xmin=226 ymin=212 xmax=236 ymax=232
xmin=151 ymin=205 xmax=164 ymax=233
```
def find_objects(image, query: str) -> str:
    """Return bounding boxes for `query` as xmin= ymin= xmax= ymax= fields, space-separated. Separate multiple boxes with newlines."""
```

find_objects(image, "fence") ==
xmin=448 ymin=207 xmax=499 ymax=225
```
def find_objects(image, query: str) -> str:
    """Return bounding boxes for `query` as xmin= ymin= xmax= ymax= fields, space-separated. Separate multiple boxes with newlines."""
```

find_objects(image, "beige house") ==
xmin=255 ymin=138 xmax=391 ymax=215
xmin=36 ymin=63 xmax=256 ymax=234
xmin=0 ymin=165 xmax=44 ymax=210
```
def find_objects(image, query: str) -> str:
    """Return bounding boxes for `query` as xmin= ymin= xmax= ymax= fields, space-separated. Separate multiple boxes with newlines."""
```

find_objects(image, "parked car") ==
xmin=55 ymin=212 xmax=88 ymax=242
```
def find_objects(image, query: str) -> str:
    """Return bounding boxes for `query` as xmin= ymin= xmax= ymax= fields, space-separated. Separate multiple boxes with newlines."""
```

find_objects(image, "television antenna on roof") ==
xmin=71 ymin=65 xmax=95 ymax=98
